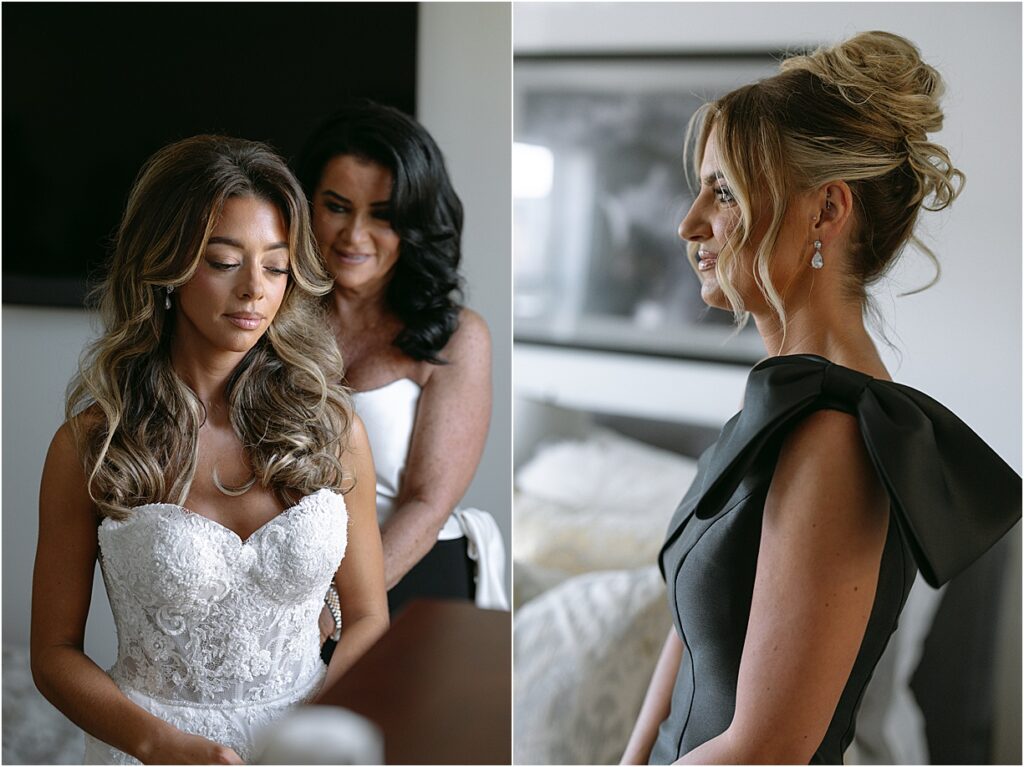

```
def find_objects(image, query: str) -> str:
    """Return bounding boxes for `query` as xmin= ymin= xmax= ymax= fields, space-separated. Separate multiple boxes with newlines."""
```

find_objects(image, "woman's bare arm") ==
xmin=675 ymin=409 xmax=889 ymax=764
xmin=31 ymin=424 xmax=242 ymax=764
xmin=317 ymin=415 xmax=389 ymax=692
xmin=380 ymin=308 xmax=492 ymax=589
xmin=621 ymin=628 xmax=685 ymax=765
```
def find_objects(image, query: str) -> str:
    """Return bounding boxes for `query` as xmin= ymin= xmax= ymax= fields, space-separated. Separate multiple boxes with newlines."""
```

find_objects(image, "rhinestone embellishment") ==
xmin=811 ymin=240 xmax=824 ymax=270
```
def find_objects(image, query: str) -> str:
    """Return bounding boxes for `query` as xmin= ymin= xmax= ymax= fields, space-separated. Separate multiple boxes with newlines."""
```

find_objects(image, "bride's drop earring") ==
xmin=811 ymin=240 xmax=824 ymax=270
xmin=165 ymin=286 xmax=174 ymax=310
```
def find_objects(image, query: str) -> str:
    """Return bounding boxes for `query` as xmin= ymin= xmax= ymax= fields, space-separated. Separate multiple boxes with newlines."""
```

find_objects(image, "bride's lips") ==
xmin=697 ymin=249 xmax=718 ymax=271
xmin=225 ymin=312 xmax=265 ymax=330
xmin=333 ymin=248 xmax=372 ymax=265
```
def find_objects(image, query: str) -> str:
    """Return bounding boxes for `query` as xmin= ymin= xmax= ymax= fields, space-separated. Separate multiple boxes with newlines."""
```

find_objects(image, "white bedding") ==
xmin=513 ymin=566 xmax=670 ymax=765
xmin=513 ymin=426 xmax=940 ymax=765
xmin=514 ymin=429 xmax=696 ymax=763
xmin=514 ymin=428 xmax=698 ymax=579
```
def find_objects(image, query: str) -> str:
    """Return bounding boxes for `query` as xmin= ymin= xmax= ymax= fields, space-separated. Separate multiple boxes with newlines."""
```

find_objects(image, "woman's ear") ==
xmin=812 ymin=181 xmax=854 ymax=243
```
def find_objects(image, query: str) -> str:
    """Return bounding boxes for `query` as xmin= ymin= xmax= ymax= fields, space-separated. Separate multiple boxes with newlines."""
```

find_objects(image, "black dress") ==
xmin=650 ymin=355 xmax=1021 ymax=764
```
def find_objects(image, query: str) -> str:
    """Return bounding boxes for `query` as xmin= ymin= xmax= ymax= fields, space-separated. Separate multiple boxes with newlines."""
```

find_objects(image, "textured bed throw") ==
xmin=2 ymin=644 xmax=84 ymax=764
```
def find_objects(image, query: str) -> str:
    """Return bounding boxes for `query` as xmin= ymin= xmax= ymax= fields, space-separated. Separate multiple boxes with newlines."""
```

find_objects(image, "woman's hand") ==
xmin=142 ymin=729 xmax=244 ymax=765
xmin=318 ymin=603 xmax=335 ymax=648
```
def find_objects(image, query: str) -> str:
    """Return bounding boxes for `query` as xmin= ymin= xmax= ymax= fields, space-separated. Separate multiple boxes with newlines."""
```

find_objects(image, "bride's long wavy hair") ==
xmin=67 ymin=135 xmax=353 ymax=519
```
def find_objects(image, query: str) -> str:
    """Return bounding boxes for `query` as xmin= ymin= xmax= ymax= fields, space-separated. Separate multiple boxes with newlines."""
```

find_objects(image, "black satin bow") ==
xmin=682 ymin=354 xmax=1021 ymax=587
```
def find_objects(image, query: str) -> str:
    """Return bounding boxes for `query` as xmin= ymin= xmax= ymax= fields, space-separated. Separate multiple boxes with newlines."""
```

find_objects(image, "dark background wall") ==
xmin=3 ymin=2 xmax=418 ymax=305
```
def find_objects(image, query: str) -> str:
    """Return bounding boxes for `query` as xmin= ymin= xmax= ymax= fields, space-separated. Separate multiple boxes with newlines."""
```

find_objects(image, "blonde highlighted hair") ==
xmin=685 ymin=30 xmax=965 ymax=329
xmin=67 ymin=135 xmax=353 ymax=518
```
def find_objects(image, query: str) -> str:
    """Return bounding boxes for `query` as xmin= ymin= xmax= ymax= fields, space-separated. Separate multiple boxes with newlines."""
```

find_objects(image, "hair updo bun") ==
xmin=780 ymin=31 xmax=963 ymax=214
xmin=687 ymin=30 xmax=965 ymax=327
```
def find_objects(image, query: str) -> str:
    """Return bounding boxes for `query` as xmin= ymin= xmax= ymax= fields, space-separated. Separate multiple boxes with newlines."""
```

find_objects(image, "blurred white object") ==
xmin=514 ymin=566 xmax=670 ymax=764
xmin=455 ymin=507 xmax=510 ymax=610
xmin=515 ymin=428 xmax=698 ymax=576
xmin=513 ymin=142 xmax=554 ymax=199
xmin=253 ymin=706 xmax=383 ymax=765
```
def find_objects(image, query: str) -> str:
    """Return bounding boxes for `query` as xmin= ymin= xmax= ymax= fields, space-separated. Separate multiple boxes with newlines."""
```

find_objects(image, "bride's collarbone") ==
xmin=183 ymin=431 xmax=285 ymax=535
xmin=180 ymin=479 xmax=287 ymax=540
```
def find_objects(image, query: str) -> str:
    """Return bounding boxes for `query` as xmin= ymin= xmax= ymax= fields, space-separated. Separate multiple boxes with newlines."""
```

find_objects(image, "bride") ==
xmin=30 ymin=135 xmax=388 ymax=763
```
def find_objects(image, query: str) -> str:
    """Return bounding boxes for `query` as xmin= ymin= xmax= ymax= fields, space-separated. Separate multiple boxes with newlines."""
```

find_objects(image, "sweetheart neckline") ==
xmin=100 ymin=488 xmax=346 ymax=546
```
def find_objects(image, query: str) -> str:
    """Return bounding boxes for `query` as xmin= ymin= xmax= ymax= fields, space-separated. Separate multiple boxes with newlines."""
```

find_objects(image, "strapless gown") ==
xmin=83 ymin=488 xmax=347 ymax=764
xmin=353 ymin=378 xmax=462 ymax=540
xmin=352 ymin=377 xmax=508 ymax=610
xmin=651 ymin=355 xmax=1021 ymax=764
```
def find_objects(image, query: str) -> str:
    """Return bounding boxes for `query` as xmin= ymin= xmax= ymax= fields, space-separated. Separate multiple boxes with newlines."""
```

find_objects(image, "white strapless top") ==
xmin=352 ymin=378 xmax=463 ymax=541
xmin=84 ymin=489 xmax=347 ymax=764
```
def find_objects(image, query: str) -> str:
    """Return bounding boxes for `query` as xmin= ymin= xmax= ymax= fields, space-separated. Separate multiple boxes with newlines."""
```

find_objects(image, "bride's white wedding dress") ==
xmin=83 ymin=489 xmax=347 ymax=764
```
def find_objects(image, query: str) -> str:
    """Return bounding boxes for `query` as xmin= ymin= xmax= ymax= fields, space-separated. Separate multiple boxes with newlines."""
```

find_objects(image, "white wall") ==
xmin=515 ymin=3 xmax=1021 ymax=761
xmin=2 ymin=307 xmax=118 ymax=666
xmin=418 ymin=2 xmax=513 ymax=588
xmin=515 ymin=0 xmax=1021 ymax=470
xmin=4 ymin=308 xmax=398 ymax=667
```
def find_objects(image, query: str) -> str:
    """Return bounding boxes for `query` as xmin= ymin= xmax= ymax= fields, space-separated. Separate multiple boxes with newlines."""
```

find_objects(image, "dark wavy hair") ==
xmin=295 ymin=99 xmax=464 ymax=364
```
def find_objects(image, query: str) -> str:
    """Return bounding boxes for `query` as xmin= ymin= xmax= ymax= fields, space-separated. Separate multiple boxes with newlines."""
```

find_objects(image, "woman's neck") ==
xmin=168 ymin=342 xmax=240 ymax=425
xmin=752 ymin=300 xmax=889 ymax=377
xmin=329 ymin=284 xmax=392 ymax=334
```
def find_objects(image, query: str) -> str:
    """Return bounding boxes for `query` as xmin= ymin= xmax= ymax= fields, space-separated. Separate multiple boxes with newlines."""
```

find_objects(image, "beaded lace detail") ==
xmin=86 ymin=489 xmax=347 ymax=762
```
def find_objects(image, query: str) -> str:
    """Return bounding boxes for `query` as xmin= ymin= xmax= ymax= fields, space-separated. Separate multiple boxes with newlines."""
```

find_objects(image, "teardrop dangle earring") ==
xmin=811 ymin=240 xmax=824 ymax=270
xmin=165 ymin=286 xmax=174 ymax=310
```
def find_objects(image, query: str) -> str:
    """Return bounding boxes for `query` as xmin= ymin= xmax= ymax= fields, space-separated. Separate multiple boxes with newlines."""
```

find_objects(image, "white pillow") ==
xmin=515 ymin=429 xmax=699 ymax=575
xmin=517 ymin=427 xmax=699 ymax=511
xmin=513 ymin=566 xmax=671 ymax=765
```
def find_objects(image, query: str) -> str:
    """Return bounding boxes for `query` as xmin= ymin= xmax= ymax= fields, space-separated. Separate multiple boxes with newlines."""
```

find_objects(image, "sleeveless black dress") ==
xmin=650 ymin=354 xmax=1021 ymax=764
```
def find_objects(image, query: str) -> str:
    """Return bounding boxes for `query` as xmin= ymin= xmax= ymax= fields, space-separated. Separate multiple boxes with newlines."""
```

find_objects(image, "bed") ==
xmin=511 ymin=398 xmax=1010 ymax=764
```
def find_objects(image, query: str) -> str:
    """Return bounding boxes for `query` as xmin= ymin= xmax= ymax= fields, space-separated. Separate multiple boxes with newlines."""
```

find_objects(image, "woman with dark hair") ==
xmin=31 ymin=135 xmax=388 ymax=763
xmin=295 ymin=99 xmax=496 ymax=627
xmin=618 ymin=32 xmax=1020 ymax=764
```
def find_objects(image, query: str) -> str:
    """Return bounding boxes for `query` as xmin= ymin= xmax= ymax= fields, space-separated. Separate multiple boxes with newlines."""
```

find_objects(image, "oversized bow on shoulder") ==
xmin=689 ymin=355 xmax=1021 ymax=588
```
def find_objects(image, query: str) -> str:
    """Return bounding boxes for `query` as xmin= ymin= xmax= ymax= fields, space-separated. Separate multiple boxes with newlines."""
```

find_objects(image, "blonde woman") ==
xmin=31 ymin=136 xmax=388 ymax=764
xmin=621 ymin=32 xmax=1020 ymax=764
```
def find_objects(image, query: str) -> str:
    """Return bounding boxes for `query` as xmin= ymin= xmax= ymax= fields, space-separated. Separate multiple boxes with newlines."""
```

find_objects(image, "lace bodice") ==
xmin=86 ymin=489 xmax=347 ymax=763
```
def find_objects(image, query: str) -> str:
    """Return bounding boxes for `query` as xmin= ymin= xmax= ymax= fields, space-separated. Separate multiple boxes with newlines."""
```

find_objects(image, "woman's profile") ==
xmin=620 ymin=31 xmax=1021 ymax=764
xmin=30 ymin=135 xmax=388 ymax=763
xmin=295 ymin=99 xmax=500 ymax=627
